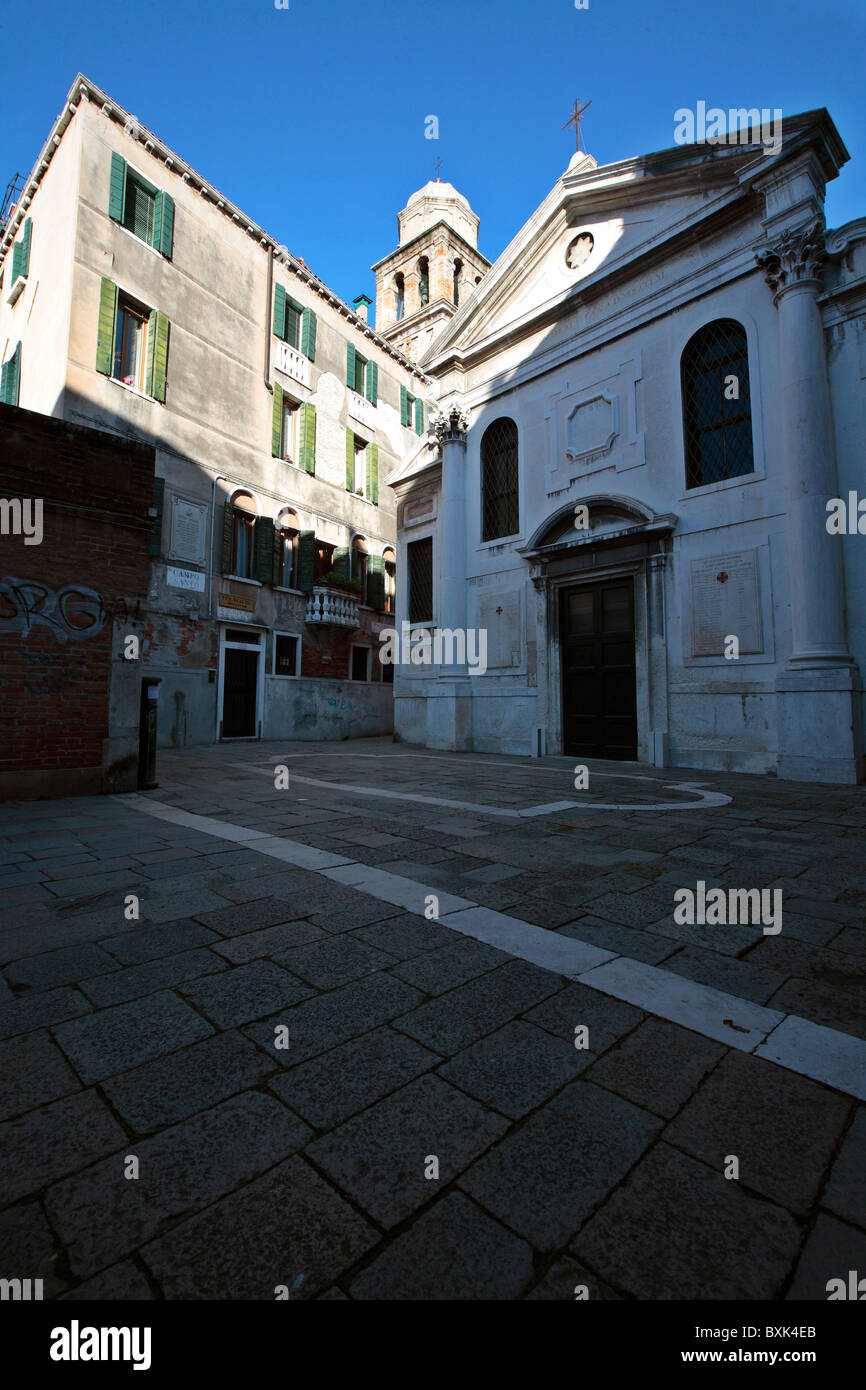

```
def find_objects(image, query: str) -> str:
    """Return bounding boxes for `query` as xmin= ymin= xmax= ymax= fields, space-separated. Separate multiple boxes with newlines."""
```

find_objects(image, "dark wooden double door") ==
xmin=561 ymin=579 xmax=637 ymax=760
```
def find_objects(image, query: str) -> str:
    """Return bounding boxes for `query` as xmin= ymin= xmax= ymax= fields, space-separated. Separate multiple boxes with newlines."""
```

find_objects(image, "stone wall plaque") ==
xmin=170 ymin=496 xmax=208 ymax=566
xmin=690 ymin=550 xmax=762 ymax=657
xmin=478 ymin=591 xmax=522 ymax=669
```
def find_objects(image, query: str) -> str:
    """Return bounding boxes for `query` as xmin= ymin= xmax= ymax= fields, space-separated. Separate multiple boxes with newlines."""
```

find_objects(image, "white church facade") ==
xmin=383 ymin=108 xmax=866 ymax=784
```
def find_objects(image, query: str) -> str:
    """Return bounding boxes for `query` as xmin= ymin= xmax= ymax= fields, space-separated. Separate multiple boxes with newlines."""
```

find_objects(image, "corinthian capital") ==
xmin=755 ymin=220 xmax=826 ymax=295
xmin=431 ymin=402 xmax=470 ymax=442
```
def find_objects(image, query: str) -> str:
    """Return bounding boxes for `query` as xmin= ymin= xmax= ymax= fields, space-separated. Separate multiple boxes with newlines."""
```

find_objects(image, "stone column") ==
xmin=646 ymin=551 xmax=669 ymax=767
xmin=756 ymin=221 xmax=863 ymax=782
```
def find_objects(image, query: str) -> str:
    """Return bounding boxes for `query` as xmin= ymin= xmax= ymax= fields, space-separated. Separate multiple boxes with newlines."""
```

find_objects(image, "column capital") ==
xmin=431 ymin=402 xmax=470 ymax=443
xmin=755 ymin=219 xmax=826 ymax=298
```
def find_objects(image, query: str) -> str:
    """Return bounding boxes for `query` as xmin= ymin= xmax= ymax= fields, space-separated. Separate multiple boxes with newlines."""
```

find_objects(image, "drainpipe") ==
xmin=264 ymin=243 xmax=274 ymax=388
xmin=207 ymin=473 xmax=228 ymax=618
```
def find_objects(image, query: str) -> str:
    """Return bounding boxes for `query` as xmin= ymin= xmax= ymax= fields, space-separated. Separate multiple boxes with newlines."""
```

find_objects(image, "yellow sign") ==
xmin=219 ymin=593 xmax=255 ymax=613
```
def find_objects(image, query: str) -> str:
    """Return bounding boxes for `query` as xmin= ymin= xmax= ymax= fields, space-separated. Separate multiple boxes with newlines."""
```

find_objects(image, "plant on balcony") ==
xmin=321 ymin=571 xmax=363 ymax=595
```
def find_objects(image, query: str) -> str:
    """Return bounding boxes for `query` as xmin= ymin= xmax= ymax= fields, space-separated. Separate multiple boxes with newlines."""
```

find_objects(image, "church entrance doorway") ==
xmin=561 ymin=578 xmax=637 ymax=759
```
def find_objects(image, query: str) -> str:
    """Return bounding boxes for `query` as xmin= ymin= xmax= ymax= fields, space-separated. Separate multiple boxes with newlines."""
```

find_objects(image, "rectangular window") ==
xmin=123 ymin=172 xmax=156 ymax=244
xmin=350 ymin=646 xmax=371 ymax=682
xmin=281 ymin=399 xmax=299 ymax=464
xmin=274 ymin=633 xmax=300 ymax=677
xmin=353 ymin=352 xmax=367 ymax=395
xmin=315 ymin=542 xmax=335 ymax=581
xmin=113 ymin=295 xmax=149 ymax=391
xmin=352 ymin=546 xmax=368 ymax=603
xmin=407 ymin=537 xmax=433 ymax=624
xmin=352 ymin=436 xmax=367 ymax=496
xmin=278 ymin=530 xmax=297 ymax=589
xmin=285 ymin=300 xmax=301 ymax=349
xmin=232 ymin=512 xmax=255 ymax=578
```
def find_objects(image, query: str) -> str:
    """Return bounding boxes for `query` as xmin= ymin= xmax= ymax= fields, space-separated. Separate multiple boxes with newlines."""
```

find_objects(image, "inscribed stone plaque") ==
xmin=690 ymin=550 xmax=762 ymax=657
xmin=170 ymin=497 xmax=207 ymax=565
xmin=478 ymin=591 xmax=522 ymax=668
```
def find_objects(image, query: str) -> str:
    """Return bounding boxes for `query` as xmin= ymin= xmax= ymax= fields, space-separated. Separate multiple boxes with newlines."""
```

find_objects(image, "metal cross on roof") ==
xmin=563 ymin=98 xmax=592 ymax=154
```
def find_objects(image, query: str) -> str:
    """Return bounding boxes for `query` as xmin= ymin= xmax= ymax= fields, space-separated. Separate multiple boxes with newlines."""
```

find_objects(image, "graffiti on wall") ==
xmin=0 ymin=577 xmax=107 ymax=643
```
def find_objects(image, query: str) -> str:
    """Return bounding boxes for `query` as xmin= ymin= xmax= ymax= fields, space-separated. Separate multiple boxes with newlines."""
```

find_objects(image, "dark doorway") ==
xmin=561 ymin=579 xmax=637 ymax=759
xmin=222 ymin=648 xmax=258 ymax=738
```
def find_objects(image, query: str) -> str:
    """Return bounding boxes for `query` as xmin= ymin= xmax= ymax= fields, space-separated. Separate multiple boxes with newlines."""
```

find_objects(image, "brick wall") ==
xmin=0 ymin=403 xmax=155 ymax=798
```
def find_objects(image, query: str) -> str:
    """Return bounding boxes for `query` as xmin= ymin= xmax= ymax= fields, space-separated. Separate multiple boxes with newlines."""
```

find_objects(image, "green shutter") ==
xmin=271 ymin=382 xmax=283 ymax=457
xmin=272 ymin=523 xmax=283 ymax=585
xmin=400 ymin=385 xmax=408 ymax=426
xmin=299 ymin=402 xmax=316 ymax=474
xmin=369 ymin=443 xmax=379 ymax=504
xmin=221 ymin=503 xmax=234 ymax=574
xmin=11 ymin=219 xmax=32 ymax=281
xmin=273 ymin=283 xmax=286 ymax=339
xmin=152 ymin=191 xmax=174 ymax=258
xmin=21 ymin=219 xmax=32 ymax=277
xmin=301 ymin=307 xmax=317 ymax=361
xmin=149 ymin=476 xmax=165 ymax=556
xmin=415 ymin=398 xmax=424 ymax=434
xmin=367 ymin=554 xmax=385 ymax=611
xmin=365 ymin=359 xmax=378 ymax=405
xmin=346 ymin=342 xmax=356 ymax=389
xmin=1 ymin=343 xmax=21 ymax=406
xmin=146 ymin=310 xmax=169 ymax=401
xmin=332 ymin=546 xmax=349 ymax=580
xmin=254 ymin=516 xmax=274 ymax=584
xmin=11 ymin=241 xmax=22 ymax=283
xmin=109 ymin=151 xmax=127 ymax=222
xmin=345 ymin=429 xmax=355 ymax=491
xmin=96 ymin=278 xmax=118 ymax=376
xmin=297 ymin=530 xmax=316 ymax=592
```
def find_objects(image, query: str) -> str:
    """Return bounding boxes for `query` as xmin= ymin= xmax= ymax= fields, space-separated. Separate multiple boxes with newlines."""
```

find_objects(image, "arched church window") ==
xmin=453 ymin=258 xmax=463 ymax=306
xmin=395 ymin=273 xmax=404 ymax=321
xmin=418 ymin=257 xmax=429 ymax=306
xmin=481 ymin=418 xmax=519 ymax=542
xmin=682 ymin=319 xmax=754 ymax=489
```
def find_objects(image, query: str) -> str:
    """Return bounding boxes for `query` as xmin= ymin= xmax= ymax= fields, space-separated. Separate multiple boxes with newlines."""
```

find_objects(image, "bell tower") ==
xmin=371 ymin=177 xmax=490 ymax=363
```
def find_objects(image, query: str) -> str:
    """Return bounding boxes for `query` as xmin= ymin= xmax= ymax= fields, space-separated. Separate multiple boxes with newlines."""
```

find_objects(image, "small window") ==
xmin=350 ymin=646 xmax=371 ymax=681
xmin=278 ymin=528 xmax=298 ymax=589
xmin=123 ymin=171 xmax=157 ymax=244
xmin=113 ymin=294 xmax=149 ymax=391
xmin=352 ymin=351 xmax=368 ymax=395
xmin=407 ymin=537 xmax=433 ymax=624
xmin=274 ymin=633 xmax=300 ymax=677
xmin=352 ymin=436 xmax=367 ymax=496
xmin=285 ymin=299 xmax=302 ymax=350
xmin=418 ymin=257 xmax=429 ymax=306
xmin=281 ymin=398 xmax=299 ymax=464
xmin=384 ymin=555 xmax=396 ymax=615
xmin=315 ymin=541 xmax=335 ymax=581
xmin=453 ymin=258 xmax=463 ymax=306
xmin=395 ymin=273 xmax=405 ymax=321
xmin=232 ymin=511 xmax=255 ymax=578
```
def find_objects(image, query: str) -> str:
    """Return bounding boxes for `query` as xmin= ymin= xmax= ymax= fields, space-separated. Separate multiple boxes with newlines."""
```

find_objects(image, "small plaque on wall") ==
xmin=690 ymin=550 xmax=762 ymax=657
xmin=170 ymin=496 xmax=208 ymax=566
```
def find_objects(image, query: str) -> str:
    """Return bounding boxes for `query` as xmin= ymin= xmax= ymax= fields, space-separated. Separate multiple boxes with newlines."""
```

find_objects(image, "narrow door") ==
xmin=222 ymin=648 xmax=258 ymax=738
xmin=561 ymin=579 xmax=637 ymax=759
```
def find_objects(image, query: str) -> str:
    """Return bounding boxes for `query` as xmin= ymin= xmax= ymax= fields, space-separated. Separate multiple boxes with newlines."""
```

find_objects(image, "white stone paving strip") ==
xmin=118 ymin=793 xmax=866 ymax=1102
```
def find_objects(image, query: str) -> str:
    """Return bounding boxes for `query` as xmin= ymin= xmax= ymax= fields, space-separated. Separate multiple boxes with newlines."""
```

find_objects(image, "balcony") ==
xmin=305 ymin=586 xmax=360 ymax=629
xmin=347 ymin=388 xmax=377 ymax=433
xmin=274 ymin=338 xmax=311 ymax=390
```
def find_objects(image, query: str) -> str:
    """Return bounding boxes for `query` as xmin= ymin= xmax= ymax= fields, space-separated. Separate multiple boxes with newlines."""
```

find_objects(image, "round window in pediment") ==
xmin=565 ymin=231 xmax=594 ymax=270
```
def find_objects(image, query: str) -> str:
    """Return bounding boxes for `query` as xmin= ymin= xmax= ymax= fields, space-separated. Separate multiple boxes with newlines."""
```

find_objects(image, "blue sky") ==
xmin=3 ymin=0 xmax=865 ymax=309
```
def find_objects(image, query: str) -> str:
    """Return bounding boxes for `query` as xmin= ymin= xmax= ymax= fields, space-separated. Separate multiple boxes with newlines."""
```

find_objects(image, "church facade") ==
xmin=385 ymin=109 xmax=866 ymax=784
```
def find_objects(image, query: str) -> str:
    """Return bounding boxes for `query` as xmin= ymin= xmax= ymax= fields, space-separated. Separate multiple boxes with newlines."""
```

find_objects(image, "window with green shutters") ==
xmin=0 ymin=343 xmax=21 ymax=406
xmin=145 ymin=310 xmax=170 ymax=402
xmin=10 ymin=219 xmax=32 ymax=283
xmin=414 ymin=398 xmax=424 ymax=435
xmin=401 ymin=387 xmax=425 ymax=434
xmin=365 ymin=359 xmax=378 ymax=406
xmin=296 ymin=530 xmax=317 ymax=592
xmin=298 ymin=402 xmax=316 ymax=473
xmin=368 ymin=443 xmax=379 ymax=504
xmin=366 ymin=554 xmax=386 ymax=611
xmin=254 ymin=516 xmax=275 ymax=585
xmin=273 ymin=283 xmax=316 ymax=360
xmin=347 ymin=342 xmax=367 ymax=394
xmin=108 ymin=152 xmax=174 ymax=258
xmin=95 ymin=277 xmax=169 ymax=401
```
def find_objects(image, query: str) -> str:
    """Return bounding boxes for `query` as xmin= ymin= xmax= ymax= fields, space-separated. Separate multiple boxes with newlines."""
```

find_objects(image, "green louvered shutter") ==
xmin=149 ymin=476 xmax=165 ymax=556
xmin=369 ymin=444 xmax=379 ymax=504
xmin=332 ymin=546 xmax=349 ymax=580
xmin=20 ymin=219 xmax=32 ymax=277
xmin=273 ymin=283 xmax=286 ymax=339
xmin=146 ymin=311 xmax=169 ymax=401
xmin=345 ymin=429 xmax=355 ymax=491
xmin=96 ymin=278 xmax=118 ymax=376
xmin=415 ymin=398 xmax=424 ymax=434
xmin=346 ymin=342 xmax=356 ymax=390
xmin=299 ymin=402 xmax=316 ymax=474
xmin=0 ymin=357 xmax=7 ymax=404
xmin=367 ymin=554 xmax=385 ymax=611
xmin=1 ymin=344 xmax=21 ymax=406
xmin=271 ymin=382 xmax=283 ymax=457
xmin=297 ymin=530 xmax=316 ymax=592
xmin=11 ymin=240 xmax=23 ymax=283
xmin=272 ymin=523 xmax=283 ymax=585
xmin=365 ymin=359 xmax=378 ymax=405
xmin=254 ymin=517 xmax=274 ymax=584
xmin=400 ymin=385 xmax=408 ymax=426
xmin=221 ymin=503 xmax=234 ymax=574
xmin=152 ymin=191 xmax=174 ymax=258
xmin=109 ymin=151 xmax=126 ymax=222
xmin=301 ymin=306 xmax=316 ymax=361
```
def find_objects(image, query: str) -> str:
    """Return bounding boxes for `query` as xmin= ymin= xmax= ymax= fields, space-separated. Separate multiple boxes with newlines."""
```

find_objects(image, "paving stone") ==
xmin=350 ymin=913 xmax=454 ymax=959
xmin=585 ymin=1018 xmax=726 ymax=1119
xmin=0 ymin=985 xmax=92 ymax=1040
xmin=141 ymin=1155 xmax=378 ymax=1299
xmin=822 ymin=1109 xmax=866 ymax=1231
xmin=525 ymin=1256 xmax=621 ymax=1300
xmin=46 ymin=1091 xmax=311 ymax=1276
xmin=768 ymin=977 xmax=866 ymax=1041
xmin=556 ymin=915 xmax=679 ymax=965
xmin=664 ymin=1051 xmax=850 ymax=1214
xmin=4 ymin=943 xmax=118 ymax=994
xmin=393 ymin=959 xmax=562 ymax=1054
xmin=53 ymin=990 xmax=213 ymax=1084
xmin=389 ymin=936 xmax=511 ymax=996
xmin=583 ymin=891 xmax=673 ymax=931
xmin=523 ymin=981 xmax=645 ymax=1053
xmin=310 ymin=902 xmax=409 ymax=934
xmin=98 ymin=919 xmax=221 ymax=965
xmin=272 ymin=935 xmax=396 ymax=989
xmin=0 ymin=1090 xmax=126 ymax=1206
xmin=192 ymin=896 xmax=312 ymax=938
xmin=179 ymin=961 xmax=313 ymax=1029
xmin=1 ymin=883 xmax=52 ymax=908
xmin=459 ymin=1080 xmax=660 ymax=1250
xmin=659 ymin=944 xmax=785 ymax=1005
xmin=0 ymin=1029 xmax=81 ymax=1120
xmin=439 ymin=1020 xmax=594 ymax=1119
xmin=504 ymin=898 xmax=586 ymax=930
xmin=307 ymin=1074 xmax=508 ymax=1228
xmin=573 ymin=1143 xmax=801 ymax=1299
xmin=350 ymin=1192 xmax=533 ymax=1300
xmin=269 ymin=1025 xmax=438 ymax=1130
xmin=44 ymin=870 xmax=147 ymax=901
xmin=786 ymin=1213 xmax=866 ymax=1300
xmin=210 ymin=919 xmax=328 ymax=964
xmin=136 ymin=886 xmax=231 ymax=922
xmin=60 ymin=1261 xmax=155 ymax=1300
xmin=244 ymin=972 xmax=424 ymax=1069
xmin=80 ymin=948 xmax=227 ymax=1008
xmin=0 ymin=1202 xmax=66 ymax=1295
xmin=102 ymin=1029 xmax=277 ymax=1133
